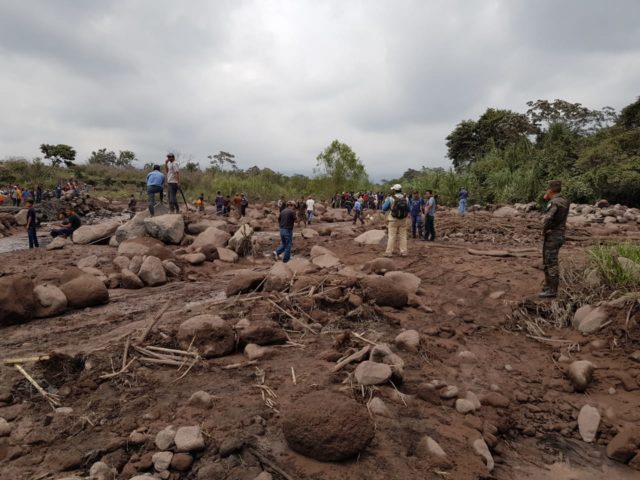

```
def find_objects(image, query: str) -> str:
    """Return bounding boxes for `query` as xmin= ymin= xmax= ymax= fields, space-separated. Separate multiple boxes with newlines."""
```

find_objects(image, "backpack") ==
xmin=391 ymin=196 xmax=409 ymax=219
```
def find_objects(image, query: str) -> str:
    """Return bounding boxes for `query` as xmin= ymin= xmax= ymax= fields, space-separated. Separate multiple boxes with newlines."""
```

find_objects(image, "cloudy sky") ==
xmin=1 ymin=0 xmax=639 ymax=179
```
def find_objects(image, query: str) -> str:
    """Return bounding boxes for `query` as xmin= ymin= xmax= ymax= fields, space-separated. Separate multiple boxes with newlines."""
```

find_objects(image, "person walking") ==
xmin=353 ymin=197 xmax=365 ymax=225
xmin=382 ymin=184 xmax=409 ymax=257
xmin=215 ymin=191 xmax=224 ymax=215
xmin=305 ymin=196 xmax=315 ymax=224
xmin=165 ymin=153 xmax=180 ymax=213
xmin=296 ymin=197 xmax=307 ymax=227
xmin=539 ymin=180 xmax=570 ymax=298
xmin=146 ymin=165 xmax=165 ymax=216
xmin=423 ymin=190 xmax=437 ymax=241
xmin=409 ymin=191 xmax=424 ymax=239
xmin=274 ymin=201 xmax=297 ymax=263
xmin=458 ymin=188 xmax=468 ymax=216
xmin=25 ymin=199 xmax=39 ymax=248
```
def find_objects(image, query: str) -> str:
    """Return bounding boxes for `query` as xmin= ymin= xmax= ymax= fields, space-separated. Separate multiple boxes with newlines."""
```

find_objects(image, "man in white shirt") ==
xmin=165 ymin=153 xmax=180 ymax=213
xmin=305 ymin=196 xmax=315 ymax=224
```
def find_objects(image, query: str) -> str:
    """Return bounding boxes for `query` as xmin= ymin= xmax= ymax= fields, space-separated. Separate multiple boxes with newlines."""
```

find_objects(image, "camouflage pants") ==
xmin=543 ymin=234 xmax=565 ymax=292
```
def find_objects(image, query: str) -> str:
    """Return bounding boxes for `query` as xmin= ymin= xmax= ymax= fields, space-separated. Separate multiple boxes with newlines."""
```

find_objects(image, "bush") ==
xmin=588 ymin=242 xmax=640 ymax=290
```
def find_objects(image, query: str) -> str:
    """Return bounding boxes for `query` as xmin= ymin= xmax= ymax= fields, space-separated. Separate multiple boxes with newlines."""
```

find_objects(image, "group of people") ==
xmin=145 ymin=154 xmax=181 ymax=215
xmin=1 ymin=185 xmax=43 ymax=206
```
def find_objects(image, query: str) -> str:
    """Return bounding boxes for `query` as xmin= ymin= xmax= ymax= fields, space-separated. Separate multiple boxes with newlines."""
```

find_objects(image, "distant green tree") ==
xmin=617 ymin=96 xmax=640 ymax=130
xmin=208 ymin=151 xmax=236 ymax=171
xmin=315 ymin=140 xmax=367 ymax=192
xmin=88 ymin=148 xmax=117 ymax=166
xmin=184 ymin=161 xmax=200 ymax=172
xmin=526 ymin=99 xmax=617 ymax=135
xmin=116 ymin=150 xmax=136 ymax=168
xmin=40 ymin=144 xmax=76 ymax=167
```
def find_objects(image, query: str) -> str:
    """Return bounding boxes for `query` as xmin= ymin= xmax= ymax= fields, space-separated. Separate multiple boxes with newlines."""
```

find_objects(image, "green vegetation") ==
xmin=390 ymin=96 xmax=640 ymax=207
xmin=588 ymin=242 xmax=640 ymax=290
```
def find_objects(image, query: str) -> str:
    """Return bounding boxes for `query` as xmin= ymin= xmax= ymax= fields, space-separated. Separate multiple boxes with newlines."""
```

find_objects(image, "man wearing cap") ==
xmin=165 ymin=153 xmax=180 ymax=213
xmin=540 ymin=180 xmax=569 ymax=298
xmin=274 ymin=200 xmax=297 ymax=263
xmin=381 ymin=184 xmax=409 ymax=257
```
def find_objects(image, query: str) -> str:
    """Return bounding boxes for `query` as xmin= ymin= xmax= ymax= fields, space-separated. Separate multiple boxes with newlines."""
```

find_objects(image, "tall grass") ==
xmin=588 ymin=242 xmax=640 ymax=290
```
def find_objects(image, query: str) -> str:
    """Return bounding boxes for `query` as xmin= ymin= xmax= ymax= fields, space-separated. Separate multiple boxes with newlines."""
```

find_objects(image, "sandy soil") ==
xmin=0 ymin=209 xmax=639 ymax=480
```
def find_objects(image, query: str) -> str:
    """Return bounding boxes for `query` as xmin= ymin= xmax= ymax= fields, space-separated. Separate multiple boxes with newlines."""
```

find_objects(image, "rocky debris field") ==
xmin=0 ymin=201 xmax=639 ymax=480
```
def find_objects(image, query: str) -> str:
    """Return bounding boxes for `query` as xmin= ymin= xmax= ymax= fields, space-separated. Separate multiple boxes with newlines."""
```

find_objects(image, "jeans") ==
xmin=425 ymin=215 xmax=436 ymax=241
xmin=147 ymin=185 xmax=163 ymax=216
xmin=168 ymin=183 xmax=179 ymax=213
xmin=28 ymin=227 xmax=39 ymax=248
xmin=275 ymin=228 xmax=293 ymax=262
xmin=306 ymin=210 xmax=313 ymax=223
xmin=353 ymin=209 xmax=364 ymax=224
xmin=459 ymin=198 xmax=467 ymax=216
xmin=51 ymin=227 xmax=74 ymax=239
xmin=411 ymin=214 xmax=423 ymax=238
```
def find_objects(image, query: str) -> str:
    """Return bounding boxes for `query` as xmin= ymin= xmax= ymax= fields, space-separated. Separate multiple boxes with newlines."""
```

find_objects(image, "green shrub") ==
xmin=588 ymin=242 xmax=640 ymax=290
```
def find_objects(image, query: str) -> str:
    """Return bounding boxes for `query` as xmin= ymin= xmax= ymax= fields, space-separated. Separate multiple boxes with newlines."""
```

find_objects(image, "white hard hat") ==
xmin=391 ymin=184 xmax=402 ymax=191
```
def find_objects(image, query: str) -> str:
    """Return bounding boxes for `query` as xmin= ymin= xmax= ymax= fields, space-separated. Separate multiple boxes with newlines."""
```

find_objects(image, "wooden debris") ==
xmin=333 ymin=345 xmax=371 ymax=372
xmin=221 ymin=360 xmax=258 ymax=370
xmin=2 ymin=355 xmax=50 ymax=365
xmin=15 ymin=364 xmax=61 ymax=409
xmin=467 ymin=248 xmax=512 ymax=257
xmin=137 ymin=300 xmax=172 ymax=344
xmin=267 ymin=299 xmax=318 ymax=334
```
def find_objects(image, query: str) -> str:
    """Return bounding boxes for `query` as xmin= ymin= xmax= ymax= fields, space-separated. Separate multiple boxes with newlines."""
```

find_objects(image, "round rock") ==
xmin=282 ymin=391 xmax=375 ymax=462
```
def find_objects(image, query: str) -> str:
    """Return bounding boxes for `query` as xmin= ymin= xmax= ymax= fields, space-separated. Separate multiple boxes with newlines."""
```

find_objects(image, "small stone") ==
xmin=219 ymin=436 xmax=245 ymax=457
xmin=473 ymin=437 xmax=494 ymax=471
xmin=182 ymin=252 xmax=207 ymax=265
xmin=244 ymin=343 xmax=271 ymax=360
xmin=55 ymin=407 xmax=74 ymax=415
xmin=394 ymin=330 xmax=420 ymax=352
xmin=578 ymin=405 xmax=600 ymax=443
xmin=440 ymin=385 xmax=459 ymax=399
xmin=254 ymin=472 xmax=273 ymax=480
xmin=480 ymin=392 xmax=510 ymax=408
xmin=415 ymin=436 xmax=450 ymax=467
xmin=89 ymin=461 xmax=116 ymax=480
xmin=504 ymin=364 xmax=513 ymax=371
xmin=416 ymin=383 xmax=442 ymax=405
xmin=128 ymin=431 xmax=147 ymax=444
xmin=354 ymin=361 xmax=392 ymax=385
xmin=567 ymin=360 xmax=595 ymax=392
xmin=455 ymin=398 xmax=476 ymax=414
xmin=170 ymin=453 xmax=193 ymax=472
xmin=152 ymin=451 xmax=173 ymax=471
xmin=0 ymin=417 xmax=12 ymax=437
xmin=188 ymin=391 xmax=213 ymax=409
xmin=609 ymin=387 xmax=616 ymax=395
xmin=630 ymin=351 xmax=640 ymax=363
xmin=155 ymin=426 xmax=176 ymax=450
xmin=368 ymin=397 xmax=392 ymax=418
xmin=489 ymin=291 xmax=505 ymax=299
xmin=465 ymin=391 xmax=481 ymax=410
xmin=174 ymin=425 xmax=205 ymax=452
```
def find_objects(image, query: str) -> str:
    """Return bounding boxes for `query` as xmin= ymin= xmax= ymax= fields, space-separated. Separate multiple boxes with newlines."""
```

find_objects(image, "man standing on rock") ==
xmin=305 ymin=196 xmax=315 ymax=224
xmin=423 ymin=190 xmax=437 ymax=241
xmin=539 ymin=180 xmax=569 ymax=298
xmin=165 ymin=153 xmax=180 ymax=213
xmin=146 ymin=165 xmax=165 ymax=216
xmin=274 ymin=201 xmax=296 ymax=263
xmin=382 ymin=184 xmax=409 ymax=257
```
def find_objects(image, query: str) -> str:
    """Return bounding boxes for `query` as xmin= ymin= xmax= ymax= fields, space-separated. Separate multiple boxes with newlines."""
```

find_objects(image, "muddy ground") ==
xmin=1 ymin=208 xmax=639 ymax=480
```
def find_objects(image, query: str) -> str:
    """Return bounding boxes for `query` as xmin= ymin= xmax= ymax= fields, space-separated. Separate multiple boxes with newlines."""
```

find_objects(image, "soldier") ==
xmin=539 ymin=180 xmax=569 ymax=298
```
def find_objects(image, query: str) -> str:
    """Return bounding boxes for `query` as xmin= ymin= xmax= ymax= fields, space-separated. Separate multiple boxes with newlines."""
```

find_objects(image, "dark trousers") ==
xmin=28 ymin=227 xmax=39 ymax=248
xmin=51 ymin=227 xmax=74 ymax=239
xmin=353 ymin=210 xmax=364 ymax=224
xmin=411 ymin=214 xmax=423 ymax=238
xmin=543 ymin=234 xmax=564 ymax=292
xmin=168 ymin=183 xmax=179 ymax=213
xmin=147 ymin=185 xmax=163 ymax=216
xmin=424 ymin=216 xmax=435 ymax=241
xmin=240 ymin=205 xmax=247 ymax=216
xmin=275 ymin=228 xmax=293 ymax=262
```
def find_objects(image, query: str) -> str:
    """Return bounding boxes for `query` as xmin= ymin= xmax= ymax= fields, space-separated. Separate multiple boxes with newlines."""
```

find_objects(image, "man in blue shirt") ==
xmin=458 ymin=188 xmax=468 ymax=216
xmin=146 ymin=165 xmax=165 ymax=216
xmin=352 ymin=197 xmax=365 ymax=225
xmin=409 ymin=191 xmax=424 ymax=239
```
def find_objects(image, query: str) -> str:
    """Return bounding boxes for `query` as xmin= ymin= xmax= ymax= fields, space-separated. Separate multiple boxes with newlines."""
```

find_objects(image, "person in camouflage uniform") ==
xmin=540 ymin=180 xmax=570 ymax=298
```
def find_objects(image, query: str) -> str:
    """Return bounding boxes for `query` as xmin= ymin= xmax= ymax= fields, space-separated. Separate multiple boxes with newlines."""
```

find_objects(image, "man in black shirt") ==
xmin=25 ymin=199 xmax=39 ymax=248
xmin=274 ymin=201 xmax=296 ymax=263
xmin=51 ymin=209 xmax=82 ymax=239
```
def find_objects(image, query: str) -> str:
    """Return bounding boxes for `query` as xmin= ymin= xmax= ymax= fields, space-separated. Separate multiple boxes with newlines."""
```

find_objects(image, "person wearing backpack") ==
xmin=423 ymin=190 xmax=437 ymax=241
xmin=382 ymin=184 xmax=409 ymax=257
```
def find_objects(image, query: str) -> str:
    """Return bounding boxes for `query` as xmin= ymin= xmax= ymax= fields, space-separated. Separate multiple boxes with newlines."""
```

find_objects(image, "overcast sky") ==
xmin=1 ymin=0 xmax=639 ymax=179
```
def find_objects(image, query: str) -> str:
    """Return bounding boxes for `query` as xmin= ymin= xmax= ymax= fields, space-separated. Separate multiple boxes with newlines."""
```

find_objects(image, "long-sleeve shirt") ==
xmin=278 ymin=207 xmax=296 ymax=230
xmin=146 ymin=170 xmax=165 ymax=187
xmin=543 ymin=195 xmax=569 ymax=234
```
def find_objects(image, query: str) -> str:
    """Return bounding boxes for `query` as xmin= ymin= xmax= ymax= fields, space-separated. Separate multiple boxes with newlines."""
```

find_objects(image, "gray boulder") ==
xmin=59 ymin=273 xmax=109 ymax=309
xmin=191 ymin=227 xmax=231 ymax=250
xmin=33 ymin=284 xmax=67 ymax=318
xmin=0 ymin=274 xmax=35 ymax=325
xmin=72 ymin=222 xmax=119 ymax=245
xmin=138 ymin=256 xmax=167 ymax=286
xmin=144 ymin=214 xmax=185 ymax=244
xmin=177 ymin=315 xmax=235 ymax=358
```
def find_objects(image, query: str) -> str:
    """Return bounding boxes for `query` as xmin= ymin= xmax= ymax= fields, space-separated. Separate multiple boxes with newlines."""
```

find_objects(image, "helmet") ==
xmin=391 ymin=184 xmax=402 ymax=192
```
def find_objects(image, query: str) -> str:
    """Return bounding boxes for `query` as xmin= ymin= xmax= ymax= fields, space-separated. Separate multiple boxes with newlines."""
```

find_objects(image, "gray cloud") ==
xmin=1 ymin=0 xmax=639 ymax=179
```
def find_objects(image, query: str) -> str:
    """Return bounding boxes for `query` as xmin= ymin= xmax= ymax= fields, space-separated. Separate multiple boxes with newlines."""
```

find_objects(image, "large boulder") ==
xmin=225 ymin=270 xmax=266 ymax=296
xmin=238 ymin=320 xmax=287 ymax=346
xmin=33 ymin=284 xmax=68 ymax=318
xmin=310 ymin=245 xmax=335 ymax=258
xmin=383 ymin=271 xmax=421 ymax=295
xmin=228 ymin=223 xmax=253 ymax=256
xmin=617 ymin=256 xmax=640 ymax=279
xmin=187 ymin=219 xmax=227 ymax=235
xmin=301 ymin=228 xmax=319 ymax=239
xmin=14 ymin=209 xmax=28 ymax=226
xmin=312 ymin=254 xmax=341 ymax=269
xmin=115 ymin=210 xmax=153 ymax=243
xmin=46 ymin=237 xmax=72 ymax=251
xmin=138 ymin=256 xmax=167 ymax=287
xmin=0 ymin=274 xmax=35 ymax=325
xmin=177 ymin=315 xmax=235 ymax=358
xmin=117 ymin=237 xmax=173 ymax=259
xmin=60 ymin=273 xmax=109 ymax=309
xmin=354 ymin=230 xmax=387 ymax=245
xmin=191 ymin=227 xmax=231 ymax=250
xmin=120 ymin=269 xmax=144 ymax=289
xmin=363 ymin=257 xmax=396 ymax=274
xmin=217 ymin=248 xmax=239 ymax=263
xmin=287 ymin=257 xmax=313 ymax=275
xmin=492 ymin=206 xmax=519 ymax=218
xmin=144 ymin=214 xmax=185 ymax=244
xmin=283 ymin=391 xmax=375 ymax=462
xmin=264 ymin=262 xmax=294 ymax=292
xmin=360 ymin=275 xmax=408 ymax=308
xmin=73 ymin=222 xmax=119 ymax=245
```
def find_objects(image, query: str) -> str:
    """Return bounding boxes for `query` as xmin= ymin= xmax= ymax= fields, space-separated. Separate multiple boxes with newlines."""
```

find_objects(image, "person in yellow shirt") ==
xmin=195 ymin=194 xmax=205 ymax=212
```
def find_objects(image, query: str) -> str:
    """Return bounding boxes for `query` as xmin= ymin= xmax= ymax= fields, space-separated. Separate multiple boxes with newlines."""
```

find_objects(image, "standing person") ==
xmin=51 ymin=209 xmax=81 ymax=239
xmin=233 ymin=193 xmax=242 ymax=213
xmin=240 ymin=194 xmax=249 ymax=217
xmin=165 ymin=153 xmax=180 ymax=213
xmin=296 ymin=197 xmax=307 ymax=227
xmin=274 ymin=201 xmax=297 ymax=263
xmin=382 ymin=184 xmax=409 ymax=257
xmin=223 ymin=195 xmax=231 ymax=216
xmin=423 ymin=190 xmax=437 ymax=241
xmin=146 ymin=165 xmax=165 ymax=216
xmin=305 ymin=196 xmax=315 ymax=224
xmin=195 ymin=194 xmax=205 ymax=212
xmin=215 ymin=191 xmax=224 ymax=215
xmin=10 ymin=186 xmax=17 ymax=206
xmin=409 ymin=191 xmax=424 ymax=239
xmin=15 ymin=186 xmax=23 ymax=206
xmin=344 ymin=195 xmax=354 ymax=216
xmin=127 ymin=194 xmax=137 ymax=219
xmin=540 ymin=180 xmax=570 ymax=298
xmin=55 ymin=184 xmax=62 ymax=199
xmin=25 ymin=199 xmax=38 ymax=249
xmin=36 ymin=185 xmax=43 ymax=204
xmin=353 ymin=197 xmax=365 ymax=225
xmin=458 ymin=188 xmax=469 ymax=216
xmin=277 ymin=195 xmax=286 ymax=212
